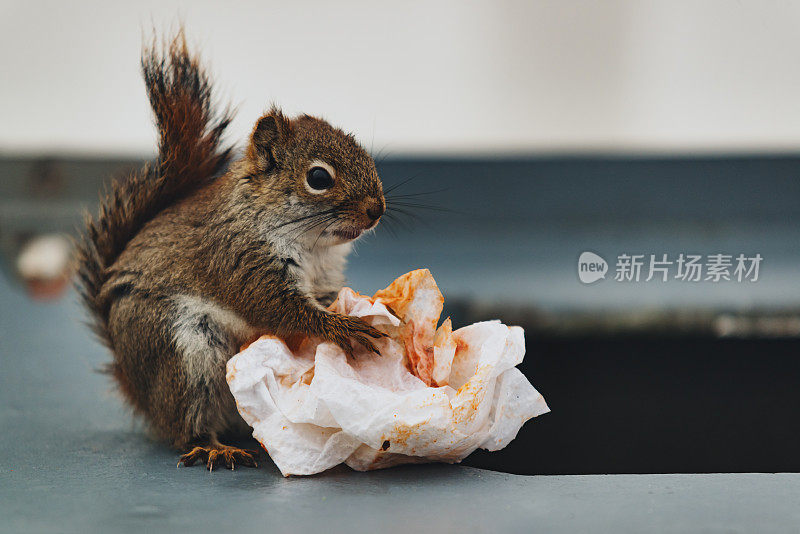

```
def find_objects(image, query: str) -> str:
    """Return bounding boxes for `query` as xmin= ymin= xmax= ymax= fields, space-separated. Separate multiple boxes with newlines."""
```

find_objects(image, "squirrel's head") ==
xmin=242 ymin=108 xmax=384 ymax=247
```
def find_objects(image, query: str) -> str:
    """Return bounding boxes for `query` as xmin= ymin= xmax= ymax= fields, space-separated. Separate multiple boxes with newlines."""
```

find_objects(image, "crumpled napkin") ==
xmin=226 ymin=269 xmax=549 ymax=476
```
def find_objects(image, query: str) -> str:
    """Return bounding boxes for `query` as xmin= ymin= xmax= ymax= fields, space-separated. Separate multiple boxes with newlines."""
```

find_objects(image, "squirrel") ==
xmin=75 ymin=31 xmax=387 ymax=470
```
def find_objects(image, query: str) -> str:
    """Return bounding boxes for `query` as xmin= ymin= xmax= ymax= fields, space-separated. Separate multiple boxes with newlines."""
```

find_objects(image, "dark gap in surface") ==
xmin=463 ymin=336 xmax=800 ymax=474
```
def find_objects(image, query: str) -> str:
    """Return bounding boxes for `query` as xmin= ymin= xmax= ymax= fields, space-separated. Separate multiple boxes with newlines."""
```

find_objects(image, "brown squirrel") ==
xmin=75 ymin=32 xmax=387 ymax=470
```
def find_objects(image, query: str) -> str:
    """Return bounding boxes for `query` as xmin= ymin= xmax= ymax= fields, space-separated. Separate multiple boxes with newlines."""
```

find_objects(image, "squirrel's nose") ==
xmin=366 ymin=200 xmax=384 ymax=222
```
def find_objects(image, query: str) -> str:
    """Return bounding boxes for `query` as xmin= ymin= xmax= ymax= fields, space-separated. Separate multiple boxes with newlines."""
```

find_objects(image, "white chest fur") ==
xmin=266 ymin=219 xmax=353 ymax=301
xmin=294 ymin=242 xmax=352 ymax=301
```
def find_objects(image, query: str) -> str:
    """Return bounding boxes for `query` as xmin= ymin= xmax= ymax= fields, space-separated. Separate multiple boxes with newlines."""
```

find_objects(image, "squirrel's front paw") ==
xmin=327 ymin=314 xmax=387 ymax=358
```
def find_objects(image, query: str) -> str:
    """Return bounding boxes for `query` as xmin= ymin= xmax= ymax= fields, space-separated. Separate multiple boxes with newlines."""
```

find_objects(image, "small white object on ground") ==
xmin=16 ymin=233 xmax=73 ymax=299
xmin=16 ymin=233 xmax=72 ymax=280
xmin=227 ymin=269 xmax=549 ymax=476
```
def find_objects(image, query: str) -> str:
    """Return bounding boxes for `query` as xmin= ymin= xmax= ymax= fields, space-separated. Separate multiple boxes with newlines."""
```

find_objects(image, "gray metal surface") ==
xmin=3 ymin=274 xmax=800 ymax=533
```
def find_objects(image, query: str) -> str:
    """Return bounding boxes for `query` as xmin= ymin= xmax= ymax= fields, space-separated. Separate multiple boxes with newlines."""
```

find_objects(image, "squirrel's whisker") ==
xmin=310 ymin=219 xmax=340 ymax=253
xmin=384 ymin=187 xmax=449 ymax=200
xmin=385 ymin=200 xmax=455 ymax=213
xmin=383 ymin=173 xmax=421 ymax=195
xmin=385 ymin=206 xmax=423 ymax=222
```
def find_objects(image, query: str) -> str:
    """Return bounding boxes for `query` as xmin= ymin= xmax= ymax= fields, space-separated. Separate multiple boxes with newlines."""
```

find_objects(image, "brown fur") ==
xmin=75 ymin=31 xmax=385 ymax=469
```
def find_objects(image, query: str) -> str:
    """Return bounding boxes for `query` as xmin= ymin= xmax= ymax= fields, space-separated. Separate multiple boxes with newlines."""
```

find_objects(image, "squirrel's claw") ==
xmin=352 ymin=335 xmax=382 ymax=357
xmin=333 ymin=336 xmax=381 ymax=358
xmin=178 ymin=445 xmax=259 ymax=471
xmin=331 ymin=315 xmax=386 ymax=357
xmin=343 ymin=316 xmax=388 ymax=339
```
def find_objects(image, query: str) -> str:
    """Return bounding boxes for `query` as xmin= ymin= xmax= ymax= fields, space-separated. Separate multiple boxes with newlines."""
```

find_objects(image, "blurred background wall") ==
xmin=2 ymin=0 xmax=800 ymax=325
xmin=3 ymin=0 xmax=800 ymax=157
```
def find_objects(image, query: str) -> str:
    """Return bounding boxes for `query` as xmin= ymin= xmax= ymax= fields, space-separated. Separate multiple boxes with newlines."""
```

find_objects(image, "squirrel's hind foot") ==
xmin=178 ymin=444 xmax=259 ymax=471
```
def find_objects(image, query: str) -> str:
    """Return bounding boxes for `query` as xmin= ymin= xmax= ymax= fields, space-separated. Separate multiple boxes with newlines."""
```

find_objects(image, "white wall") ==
xmin=2 ymin=0 xmax=800 ymax=156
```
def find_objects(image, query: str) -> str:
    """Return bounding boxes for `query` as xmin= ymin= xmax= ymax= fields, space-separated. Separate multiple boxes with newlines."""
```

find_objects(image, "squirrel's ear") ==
xmin=249 ymin=108 xmax=292 ymax=171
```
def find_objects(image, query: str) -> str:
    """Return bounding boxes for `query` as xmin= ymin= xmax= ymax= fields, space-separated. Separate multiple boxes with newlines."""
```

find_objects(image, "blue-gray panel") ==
xmin=2 ymin=155 xmax=799 ymax=310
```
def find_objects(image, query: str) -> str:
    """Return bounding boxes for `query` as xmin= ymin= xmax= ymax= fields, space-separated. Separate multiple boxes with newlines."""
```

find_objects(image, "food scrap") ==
xmin=226 ymin=269 xmax=549 ymax=476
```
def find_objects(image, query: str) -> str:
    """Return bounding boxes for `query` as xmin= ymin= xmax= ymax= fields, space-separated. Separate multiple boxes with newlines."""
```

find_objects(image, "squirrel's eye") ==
xmin=306 ymin=167 xmax=334 ymax=191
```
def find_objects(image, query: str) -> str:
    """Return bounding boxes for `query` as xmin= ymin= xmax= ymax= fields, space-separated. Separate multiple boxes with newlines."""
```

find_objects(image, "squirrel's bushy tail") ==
xmin=75 ymin=31 xmax=233 ymax=347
